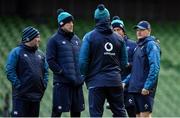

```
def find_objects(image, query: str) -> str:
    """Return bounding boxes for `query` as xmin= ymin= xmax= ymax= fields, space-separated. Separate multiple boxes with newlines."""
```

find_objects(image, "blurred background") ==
xmin=0 ymin=0 xmax=180 ymax=117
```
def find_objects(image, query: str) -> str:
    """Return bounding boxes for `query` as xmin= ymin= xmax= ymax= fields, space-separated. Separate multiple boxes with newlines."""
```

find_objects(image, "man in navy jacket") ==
xmin=46 ymin=9 xmax=84 ymax=117
xmin=79 ymin=4 xmax=128 ymax=117
xmin=109 ymin=16 xmax=137 ymax=117
xmin=6 ymin=26 xmax=49 ymax=117
xmin=123 ymin=21 xmax=161 ymax=117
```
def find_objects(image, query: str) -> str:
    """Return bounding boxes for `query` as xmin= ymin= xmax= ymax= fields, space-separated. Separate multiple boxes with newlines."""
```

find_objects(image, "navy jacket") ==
xmin=79 ymin=20 xmax=128 ymax=88
xmin=46 ymin=28 xmax=83 ymax=86
xmin=121 ymin=36 xmax=136 ymax=81
xmin=123 ymin=36 xmax=160 ymax=93
xmin=6 ymin=44 xmax=49 ymax=101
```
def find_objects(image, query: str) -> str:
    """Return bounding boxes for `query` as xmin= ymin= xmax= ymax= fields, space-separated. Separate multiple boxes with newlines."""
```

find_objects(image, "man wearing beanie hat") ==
xmin=46 ymin=9 xmax=84 ymax=117
xmin=6 ymin=26 xmax=49 ymax=117
xmin=123 ymin=21 xmax=161 ymax=117
xmin=107 ymin=16 xmax=136 ymax=117
xmin=79 ymin=4 xmax=128 ymax=117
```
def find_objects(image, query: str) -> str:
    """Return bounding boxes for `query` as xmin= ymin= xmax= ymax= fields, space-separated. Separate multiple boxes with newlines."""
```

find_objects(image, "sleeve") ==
xmin=43 ymin=58 xmax=49 ymax=88
xmin=46 ymin=38 xmax=63 ymax=74
xmin=120 ymin=40 xmax=128 ymax=69
xmin=128 ymin=41 xmax=137 ymax=65
xmin=122 ymin=74 xmax=131 ymax=85
xmin=144 ymin=41 xmax=161 ymax=90
xmin=5 ymin=47 xmax=21 ymax=89
xmin=79 ymin=33 xmax=91 ymax=75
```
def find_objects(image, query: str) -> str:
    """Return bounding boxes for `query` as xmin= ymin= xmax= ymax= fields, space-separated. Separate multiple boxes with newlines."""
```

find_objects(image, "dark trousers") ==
xmin=126 ymin=106 xmax=136 ymax=117
xmin=12 ymin=98 xmax=40 ymax=117
xmin=124 ymin=92 xmax=136 ymax=117
xmin=88 ymin=86 xmax=128 ymax=117
xmin=51 ymin=83 xmax=84 ymax=117
xmin=51 ymin=111 xmax=81 ymax=117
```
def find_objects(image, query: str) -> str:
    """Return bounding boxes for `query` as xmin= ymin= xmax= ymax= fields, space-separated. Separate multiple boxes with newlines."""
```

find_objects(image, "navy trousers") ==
xmin=88 ymin=86 xmax=128 ymax=117
xmin=51 ymin=83 xmax=84 ymax=117
xmin=12 ymin=98 xmax=40 ymax=117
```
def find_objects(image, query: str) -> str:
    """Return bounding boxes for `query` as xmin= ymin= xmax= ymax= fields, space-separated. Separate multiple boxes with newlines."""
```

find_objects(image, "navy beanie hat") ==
xmin=94 ymin=4 xmax=110 ymax=21
xmin=111 ymin=16 xmax=125 ymax=31
xmin=57 ymin=9 xmax=74 ymax=27
xmin=22 ymin=26 xmax=40 ymax=43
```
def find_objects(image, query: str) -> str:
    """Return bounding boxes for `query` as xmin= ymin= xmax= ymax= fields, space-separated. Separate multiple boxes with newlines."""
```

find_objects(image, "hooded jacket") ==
xmin=79 ymin=19 xmax=128 ymax=88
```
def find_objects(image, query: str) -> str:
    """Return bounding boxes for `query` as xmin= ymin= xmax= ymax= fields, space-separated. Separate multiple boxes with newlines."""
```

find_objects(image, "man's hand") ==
xmin=122 ymin=83 xmax=126 ymax=89
xmin=141 ymin=88 xmax=150 ymax=95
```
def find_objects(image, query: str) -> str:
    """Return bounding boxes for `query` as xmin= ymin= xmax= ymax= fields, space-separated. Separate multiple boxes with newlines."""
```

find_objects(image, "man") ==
xmin=79 ymin=4 xmax=128 ymax=117
xmin=123 ymin=21 xmax=161 ymax=117
xmin=46 ymin=9 xmax=84 ymax=117
xmin=109 ymin=16 xmax=137 ymax=117
xmin=6 ymin=26 xmax=49 ymax=117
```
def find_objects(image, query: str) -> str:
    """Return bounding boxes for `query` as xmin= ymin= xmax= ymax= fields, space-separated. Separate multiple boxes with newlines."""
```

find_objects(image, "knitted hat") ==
xmin=111 ymin=16 xmax=125 ymax=31
xmin=57 ymin=9 xmax=74 ymax=27
xmin=22 ymin=26 xmax=40 ymax=43
xmin=134 ymin=20 xmax=151 ymax=30
xmin=94 ymin=4 xmax=110 ymax=21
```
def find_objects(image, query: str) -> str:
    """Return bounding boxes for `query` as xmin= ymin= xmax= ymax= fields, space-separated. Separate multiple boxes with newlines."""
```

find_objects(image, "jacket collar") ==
xmin=20 ymin=43 xmax=37 ymax=52
xmin=124 ymin=35 xmax=129 ymax=42
xmin=137 ymin=36 xmax=155 ymax=46
xmin=58 ymin=28 xmax=74 ymax=39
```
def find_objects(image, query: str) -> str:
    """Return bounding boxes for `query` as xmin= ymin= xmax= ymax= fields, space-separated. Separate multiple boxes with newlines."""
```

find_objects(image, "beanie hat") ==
xmin=57 ymin=9 xmax=74 ymax=27
xmin=111 ymin=16 xmax=125 ymax=31
xmin=94 ymin=4 xmax=110 ymax=21
xmin=134 ymin=20 xmax=151 ymax=30
xmin=22 ymin=26 xmax=40 ymax=43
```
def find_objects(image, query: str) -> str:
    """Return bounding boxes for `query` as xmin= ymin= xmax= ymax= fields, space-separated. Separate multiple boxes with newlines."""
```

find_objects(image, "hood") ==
xmin=95 ymin=19 xmax=113 ymax=34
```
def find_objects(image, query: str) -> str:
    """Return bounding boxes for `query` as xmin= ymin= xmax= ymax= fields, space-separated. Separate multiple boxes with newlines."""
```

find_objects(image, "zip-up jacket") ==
xmin=123 ymin=36 xmax=160 ymax=93
xmin=121 ymin=36 xmax=137 ymax=80
xmin=46 ymin=28 xmax=83 ymax=86
xmin=6 ymin=44 xmax=49 ymax=101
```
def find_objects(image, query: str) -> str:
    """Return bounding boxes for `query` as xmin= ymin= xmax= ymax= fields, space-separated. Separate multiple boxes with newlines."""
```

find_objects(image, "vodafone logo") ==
xmin=104 ymin=42 xmax=113 ymax=52
xmin=104 ymin=42 xmax=115 ymax=56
